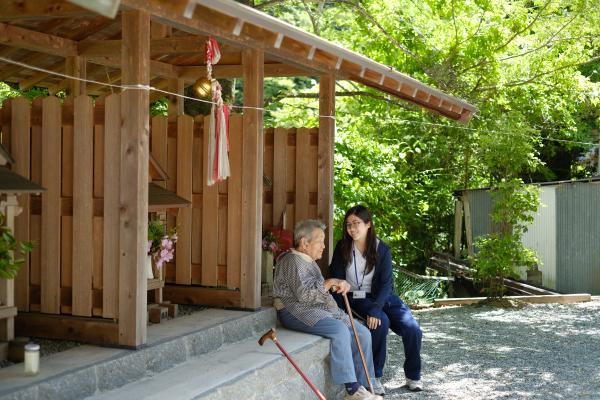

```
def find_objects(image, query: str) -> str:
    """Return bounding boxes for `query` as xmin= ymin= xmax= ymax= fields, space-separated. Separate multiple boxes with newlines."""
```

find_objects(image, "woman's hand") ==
xmin=324 ymin=279 xmax=351 ymax=294
xmin=367 ymin=316 xmax=381 ymax=330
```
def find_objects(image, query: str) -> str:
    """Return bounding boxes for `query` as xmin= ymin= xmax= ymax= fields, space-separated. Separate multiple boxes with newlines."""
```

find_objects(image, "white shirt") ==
xmin=345 ymin=243 xmax=375 ymax=293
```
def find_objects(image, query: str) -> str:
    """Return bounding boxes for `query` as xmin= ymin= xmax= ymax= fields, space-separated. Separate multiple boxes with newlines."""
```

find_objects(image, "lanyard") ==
xmin=353 ymin=248 xmax=367 ymax=290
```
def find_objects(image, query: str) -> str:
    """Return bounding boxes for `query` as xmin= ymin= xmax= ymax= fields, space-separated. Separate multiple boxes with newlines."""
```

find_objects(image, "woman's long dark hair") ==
xmin=340 ymin=205 xmax=378 ymax=274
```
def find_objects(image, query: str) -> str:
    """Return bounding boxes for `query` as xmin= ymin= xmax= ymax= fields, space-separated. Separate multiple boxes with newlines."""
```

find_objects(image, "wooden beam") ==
xmin=179 ymin=63 xmax=309 ymax=80
xmin=15 ymin=312 xmax=119 ymax=346
xmin=0 ymin=21 xmax=77 ymax=57
xmin=118 ymin=9 xmax=150 ymax=347
xmin=87 ymin=56 xmax=179 ymax=79
xmin=317 ymin=74 xmax=335 ymax=272
xmin=163 ymin=285 xmax=241 ymax=308
xmin=81 ymin=36 xmax=208 ymax=57
xmin=240 ymin=48 xmax=264 ymax=310
xmin=0 ymin=1 xmax=95 ymax=21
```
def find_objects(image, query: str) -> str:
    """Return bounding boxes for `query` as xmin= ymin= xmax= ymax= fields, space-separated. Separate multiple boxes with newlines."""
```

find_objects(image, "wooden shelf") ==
xmin=0 ymin=306 xmax=18 ymax=320
xmin=147 ymin=279 xmax=165 ymax=291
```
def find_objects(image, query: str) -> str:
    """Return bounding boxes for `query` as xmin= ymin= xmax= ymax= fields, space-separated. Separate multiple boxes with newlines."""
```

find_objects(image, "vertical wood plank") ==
xmin=103 ymin=94 xmax=120 ymax=319
xmin=72 ymin=95 xmax=94 ymax=317
xmin=12 ymin=97 xmax=31 ymax=312
xmin=272 ymin=127 xmax=287 ymax=228
xmin=295 ymin=127 xmax=310 ymax=223
xmin=94 ymin=107 xmax=105 ymax=199
xmin=119 ymin=10 xmax=149 ymax=347
xmin=318 ymin=75 xmax=335 ymax=267
xmin=191 ymin=121 xmax=203 ymax=283
xmin=93 ymin=216 xmax=103 ymax=291
xmin=41 ymin=97 xmax=62 ymax=314
xmin=0 ymin=197 xmax=18 ymax=340
xmin=0 ymin=100 xmax=11 ymax=149
xmin=151 ymin=116 xmax=168 ymax=187
xmin=201 ymin=115 xmax=219 ymax=286
xmin=29 ymin=98 xmax=42 ymax=289
xmin=227 ymin=114 xmax=243 ymax=289
xmin=286 ymin=129 xmax=296 ymax=230
xmin=176 ymin=115 xmax=193 ymax=285
xmin=240 ymin=49 xmax=264 ymax=309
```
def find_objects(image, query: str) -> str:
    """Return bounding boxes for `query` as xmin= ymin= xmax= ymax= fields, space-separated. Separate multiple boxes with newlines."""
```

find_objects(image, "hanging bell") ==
xmin=193 ymin=77 xmax=212 ymax=98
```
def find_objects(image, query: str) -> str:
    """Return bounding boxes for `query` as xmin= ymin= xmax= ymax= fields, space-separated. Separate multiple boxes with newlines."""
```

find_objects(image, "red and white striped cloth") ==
xmin=205 ymin=37 xmax=230 ymax=186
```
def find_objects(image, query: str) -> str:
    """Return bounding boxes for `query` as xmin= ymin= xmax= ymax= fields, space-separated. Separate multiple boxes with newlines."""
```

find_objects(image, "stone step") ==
xmin=0 ymin=307 xmax=277 ymax=400
xmin=86 ymin=329 xmax=339 ymax=400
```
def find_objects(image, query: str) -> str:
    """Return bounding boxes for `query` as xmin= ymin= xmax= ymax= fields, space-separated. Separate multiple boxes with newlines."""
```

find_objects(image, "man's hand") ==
xmin=367 ymin=316 xmax=381 ymax=330
xmin=324 ymin=279 xmax=351 ymax=294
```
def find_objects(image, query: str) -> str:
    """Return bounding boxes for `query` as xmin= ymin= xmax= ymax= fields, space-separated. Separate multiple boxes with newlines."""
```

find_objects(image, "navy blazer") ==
xmin=329 ymin=239 xmax=394 ymax=317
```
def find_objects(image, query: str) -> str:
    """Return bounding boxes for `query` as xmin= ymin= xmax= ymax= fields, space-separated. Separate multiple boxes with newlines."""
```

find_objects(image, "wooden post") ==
xmin=65 ymin=56 xmax=86 ymax=96
xmin=318 ymin=75 xmax=335 ymax=272
xmin=454 ymin=199 xmax=463 ymax=258
xmin=0 ymin=195 xmax=19 ymax=341
xmin=240 ymin=48 xmax=263 ymax=310
xmin=41 ymin=97 xmax=62 ymax=314
xmin=119 ymin=10 xmax=149 ymax=347
xmin=11 ymin=97 xmax=30 ymax=312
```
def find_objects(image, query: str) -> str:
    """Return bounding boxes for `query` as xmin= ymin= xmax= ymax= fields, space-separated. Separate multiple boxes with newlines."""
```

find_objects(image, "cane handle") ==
xmin=258 ymin=328 xmax=277 ymax=346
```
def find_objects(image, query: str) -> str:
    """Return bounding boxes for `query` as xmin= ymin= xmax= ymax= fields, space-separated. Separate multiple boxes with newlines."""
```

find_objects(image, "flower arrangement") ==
xmin=262 ymin=230 xmax=280 ymax=255
xmin=147 ymin=218 xmax=177 ymax=269
xmin=0 ymin=212 xmax=34 ymax=279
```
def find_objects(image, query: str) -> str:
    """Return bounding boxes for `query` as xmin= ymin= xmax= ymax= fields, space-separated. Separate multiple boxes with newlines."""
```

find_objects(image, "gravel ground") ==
xmin=381 ymin=300 xmax=600 ymax=400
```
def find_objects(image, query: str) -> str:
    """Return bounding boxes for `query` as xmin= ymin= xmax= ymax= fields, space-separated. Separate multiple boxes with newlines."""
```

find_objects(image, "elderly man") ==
xmin=273 ymin=219 xmax=383 ymax=400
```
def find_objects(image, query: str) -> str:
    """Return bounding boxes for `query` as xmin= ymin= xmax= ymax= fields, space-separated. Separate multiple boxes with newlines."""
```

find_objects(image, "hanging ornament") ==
xmin=193 ymin=77 xmax=212 ymax=98
xmin=205 ymin=37 xmax=230 ymax=186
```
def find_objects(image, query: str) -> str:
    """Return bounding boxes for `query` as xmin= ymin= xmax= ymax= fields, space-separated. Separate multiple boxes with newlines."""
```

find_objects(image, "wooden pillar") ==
xmin=240 ymin=48 xmax=264 ymax=310
xmin=65 ymin=56 xmax=86 ymax=96
xmin=317 ymin=75 xmax=335 ymax=273
xmin=0 ymin=196 xmax=20 ymax=341
xmin=119 ymin=10 xmax=150 ymax=347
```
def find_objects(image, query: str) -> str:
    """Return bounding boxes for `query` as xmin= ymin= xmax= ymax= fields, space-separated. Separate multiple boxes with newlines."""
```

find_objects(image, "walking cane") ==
xmin=341 ymin=292 xmax=375 ymax=394
xmin=258 ymin=328 xmax=327 ymax=400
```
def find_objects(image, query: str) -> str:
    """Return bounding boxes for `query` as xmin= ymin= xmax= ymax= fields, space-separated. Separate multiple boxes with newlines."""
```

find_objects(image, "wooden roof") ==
xmin=0 ymin=166 xmax=46 ymax=193
xmin=0 ymin=0 xmax=477 ymax=122
xmin=148 ymin=182 xmax=190 ymax=211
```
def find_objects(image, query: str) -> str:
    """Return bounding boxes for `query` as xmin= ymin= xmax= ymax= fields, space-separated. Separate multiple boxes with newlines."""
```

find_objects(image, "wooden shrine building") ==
xmin=0 ymin=0 xmax=477 ymax=348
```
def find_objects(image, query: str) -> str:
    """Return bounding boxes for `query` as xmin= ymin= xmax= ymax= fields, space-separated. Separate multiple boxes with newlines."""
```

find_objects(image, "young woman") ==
xmin=330 ymin=205 xmax=423 ymax=394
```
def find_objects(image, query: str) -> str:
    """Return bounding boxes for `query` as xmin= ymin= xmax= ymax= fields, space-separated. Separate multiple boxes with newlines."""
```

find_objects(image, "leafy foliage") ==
xmin=0 ymin=212 xmax=34 ymax=280
xmin=470 ymin=179 xmax=541 ymax=297
xmin=256 ymin=0 xmax=599 ymax=276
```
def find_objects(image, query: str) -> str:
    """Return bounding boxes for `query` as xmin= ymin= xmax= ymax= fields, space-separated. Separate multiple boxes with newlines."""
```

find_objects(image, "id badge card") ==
xmin=353 ymin=290 xmax=366 ymax=299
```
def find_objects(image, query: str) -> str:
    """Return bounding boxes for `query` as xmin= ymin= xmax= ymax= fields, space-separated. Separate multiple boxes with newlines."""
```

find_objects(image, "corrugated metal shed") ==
xmin=458 ymin=178 xmax=600 ymax=294
xmin=555 ymin=182 xmax=600 ymax=294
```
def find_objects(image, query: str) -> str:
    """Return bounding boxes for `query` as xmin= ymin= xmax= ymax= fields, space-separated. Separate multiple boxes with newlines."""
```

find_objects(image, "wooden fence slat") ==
xmin=191 ymin=124 xmax=203 ymax=283
xmin=272 ymin=127 xmax=287 ymax=228
xmin=93 ymin=216 xmax=103 ymax=291
xmin=102 ymin=93 xmax=120 ymax=319
xmin=295 ymin=127 xmax=310 ymax=223
xmin=201 ymin=115 xmax=218 ymax=286
xmin=61 ymin=99 xmax=74 ymax=198
xmin=93 ymin=116 xmax=105 ymax=198
xmin=41 ymin=97 xmax=62 ymax=314
xmin=286 ymin=130 xmax=296 ymax=230
xmin=72 ymin=95 xmax=94 ymax=317
xmin=151 ymin=116 xmax=168 ymax=187
xmin=226 ymin=114 xmax=243 ymax=289
xmin=1 ymin=100 xmax=11 ymax=150
xmin=12 ymin=97 xmax=31 ymax=312
xmin=176 ymin=115 xmax=193 ymax=284
xmin=29 ymin=99 xmax=43 ymax=290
